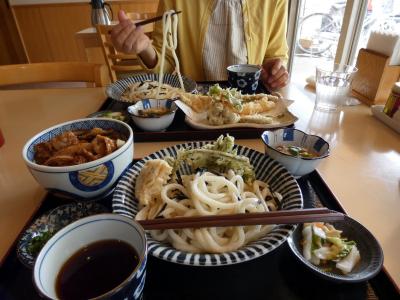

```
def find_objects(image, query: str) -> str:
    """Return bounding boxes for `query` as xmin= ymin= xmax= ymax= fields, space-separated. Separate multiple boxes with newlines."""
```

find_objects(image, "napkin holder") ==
xmin=352 ymin=48 xmax=400 ymax=106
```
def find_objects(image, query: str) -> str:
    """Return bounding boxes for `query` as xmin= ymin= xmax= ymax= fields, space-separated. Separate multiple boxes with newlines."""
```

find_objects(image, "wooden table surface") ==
xmin=0 ymin=84 xmax=399 ymax=289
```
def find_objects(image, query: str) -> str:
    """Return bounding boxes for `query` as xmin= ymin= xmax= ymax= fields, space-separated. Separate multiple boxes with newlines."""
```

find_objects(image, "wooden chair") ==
xmin=96 ymin=12 xmax=155 ymax=82
xmin=0 ymin=62 xmax=107 ymax=88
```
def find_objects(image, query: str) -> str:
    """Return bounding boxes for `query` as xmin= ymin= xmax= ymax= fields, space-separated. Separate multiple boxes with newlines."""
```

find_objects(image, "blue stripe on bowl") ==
xmin=106 ymin=73 xmax=197 ymax=102
xmin=112 ymin=142 xmax=303 ymax=267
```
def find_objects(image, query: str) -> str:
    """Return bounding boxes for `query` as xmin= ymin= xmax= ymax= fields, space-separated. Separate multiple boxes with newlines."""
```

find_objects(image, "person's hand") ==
xmin=110 ymin=10 xmax=153 ymax=54
xmin=260 ymin=58 xmax=289 ymax=91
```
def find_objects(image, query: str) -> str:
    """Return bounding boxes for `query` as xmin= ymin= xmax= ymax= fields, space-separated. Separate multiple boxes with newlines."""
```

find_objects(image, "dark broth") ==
xmin=56 ymin=239 xmax=139 ymax=300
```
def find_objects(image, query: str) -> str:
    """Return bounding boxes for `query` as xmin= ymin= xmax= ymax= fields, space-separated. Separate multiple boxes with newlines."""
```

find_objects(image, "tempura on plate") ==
xmin=178 ymin=84 xmax=280 ymax=125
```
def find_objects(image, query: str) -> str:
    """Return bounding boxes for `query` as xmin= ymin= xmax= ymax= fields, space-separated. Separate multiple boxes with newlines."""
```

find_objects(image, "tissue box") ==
xmin=352 ymin=48 xmax=400 ymax=106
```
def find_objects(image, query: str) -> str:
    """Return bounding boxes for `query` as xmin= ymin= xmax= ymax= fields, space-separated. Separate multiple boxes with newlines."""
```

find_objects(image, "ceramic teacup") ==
xmin=227 ymin=64 xmax=262 ymax=94
xmin=33 ymin=214 xmax=147 ymax=300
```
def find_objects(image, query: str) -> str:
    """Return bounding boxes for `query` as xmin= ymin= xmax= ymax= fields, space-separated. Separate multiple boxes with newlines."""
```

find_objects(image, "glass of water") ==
xmin=315 ymin=64 xmax=358 ymax=111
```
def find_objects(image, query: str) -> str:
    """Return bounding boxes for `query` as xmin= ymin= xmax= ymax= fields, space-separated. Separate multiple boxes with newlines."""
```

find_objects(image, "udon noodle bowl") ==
xmin=134 ymin=135 xmax=284 ymax=253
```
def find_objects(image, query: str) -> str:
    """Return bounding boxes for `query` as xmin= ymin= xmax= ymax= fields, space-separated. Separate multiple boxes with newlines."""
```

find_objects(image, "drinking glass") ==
xmin=315 ymin=64 xmax=358 ymax=111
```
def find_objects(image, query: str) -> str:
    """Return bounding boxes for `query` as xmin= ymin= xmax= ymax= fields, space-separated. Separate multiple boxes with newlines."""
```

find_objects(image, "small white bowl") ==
xmin=261 ymin=128 xmax=330 ymax=177
xmin=22 ymin=118 xmax=134 ymax=199
xmin=127 ymin=99 xmax=177 ymax=132
xmin=33 ymin=214 xmax=147 ymax=299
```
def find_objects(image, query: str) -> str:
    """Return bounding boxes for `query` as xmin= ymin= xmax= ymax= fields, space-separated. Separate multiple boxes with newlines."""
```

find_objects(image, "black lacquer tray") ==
xmin=0 ymin=173 xmax=397 ymax=300
xmin=0 ymin=81 xmax=398 ymax=299
xmin=97 ymin=82 xmax=293 ymax=142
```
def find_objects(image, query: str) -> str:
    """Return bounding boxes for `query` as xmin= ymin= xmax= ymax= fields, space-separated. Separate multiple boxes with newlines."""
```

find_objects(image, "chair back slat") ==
xmin=0 ymin=62 xmax=107 ymax=87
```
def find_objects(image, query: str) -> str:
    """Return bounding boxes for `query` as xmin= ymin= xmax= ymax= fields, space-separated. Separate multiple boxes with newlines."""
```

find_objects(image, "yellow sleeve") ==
xmin=138 ymin=0 xmax=176 ymax=73
xmin=263 ymin=0 xmax=289 ymax=64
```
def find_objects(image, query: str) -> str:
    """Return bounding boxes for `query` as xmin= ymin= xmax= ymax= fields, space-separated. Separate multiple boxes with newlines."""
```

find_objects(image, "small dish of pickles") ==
xmin=261 ymin=128 xmax=330 ymax=177
xmin=127 ymin=99 xmax=177 ymax=131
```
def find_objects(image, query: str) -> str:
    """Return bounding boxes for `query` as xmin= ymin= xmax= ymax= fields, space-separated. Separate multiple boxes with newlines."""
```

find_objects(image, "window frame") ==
xmin=286 ymin=0 xmax=368 ymax=76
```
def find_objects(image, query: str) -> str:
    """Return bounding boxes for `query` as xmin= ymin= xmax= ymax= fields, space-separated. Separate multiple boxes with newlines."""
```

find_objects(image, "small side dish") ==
xmin=262 ymin=129 xmax=330 ymax=177
xmin=127 ymin=99 xmax=177 ymax=131
xmin=302 ymin=222 xmax=361 ymax=274
xmin=17 ymin=202 xmax=109 ymax=268
xmin=287 ymin=215 xmax=383 ymax=283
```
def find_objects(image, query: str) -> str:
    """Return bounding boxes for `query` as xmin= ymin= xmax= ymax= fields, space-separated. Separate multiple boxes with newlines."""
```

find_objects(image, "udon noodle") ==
xmin=135 ymin=165 xmax=281 ymax=253
xmin=157 ymin=10 xmax=184 ymax=97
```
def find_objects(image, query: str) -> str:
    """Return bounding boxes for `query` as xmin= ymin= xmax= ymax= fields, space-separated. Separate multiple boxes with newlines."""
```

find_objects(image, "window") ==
xmin=287 ymin=0 xmax=400 ymax=83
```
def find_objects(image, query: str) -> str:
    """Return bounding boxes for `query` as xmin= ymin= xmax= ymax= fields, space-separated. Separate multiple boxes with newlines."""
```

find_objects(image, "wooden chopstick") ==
xmin=134 ymin=11 xmax=182 ymax=27
xmin=137 ymin=208 xmax=344 ymax=230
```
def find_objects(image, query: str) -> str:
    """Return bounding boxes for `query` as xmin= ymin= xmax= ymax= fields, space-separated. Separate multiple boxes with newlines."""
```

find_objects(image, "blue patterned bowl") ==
xmin=17 ymin=202 xmax=109 ymax=268
xmin=106 ymin=73 xmax=197 ymax=102
xmin=22 ymin=118 xmax=134 ymax=199
xmin=227 ymin=64 xmax=262 ymax=94
xmin=33 ymin=214 xmax=147 ymax=300
xmin=112 ymin=142 xmax=303 ymax=266
xmin=287 ymin=215 xmax=384 ymax=283
xmin=261 ymin=128 xmax=330 ymax=177
xmin=127 ymin=99 xmax=177 ymax=131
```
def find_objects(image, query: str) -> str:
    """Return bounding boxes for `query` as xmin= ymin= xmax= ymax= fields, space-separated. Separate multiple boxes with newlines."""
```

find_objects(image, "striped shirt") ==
xmin=202 ymin=0 xmax=248 ymax=81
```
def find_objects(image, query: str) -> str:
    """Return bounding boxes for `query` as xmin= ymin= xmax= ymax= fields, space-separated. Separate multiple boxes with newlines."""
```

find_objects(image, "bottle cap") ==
xmin=392 ymin=82 xmax=400 ymax=94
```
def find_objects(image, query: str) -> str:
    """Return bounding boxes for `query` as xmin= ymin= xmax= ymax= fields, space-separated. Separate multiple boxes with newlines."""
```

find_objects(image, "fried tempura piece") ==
xmin=240 ymin=97 xmax=276 ymax=115
xmin=239 ymin=114 xmax=273 ymax=124
xmin=135 ymin=159 xmax=173 ymax=208
xmin=179 ymin=93 xmax=212 ymax=113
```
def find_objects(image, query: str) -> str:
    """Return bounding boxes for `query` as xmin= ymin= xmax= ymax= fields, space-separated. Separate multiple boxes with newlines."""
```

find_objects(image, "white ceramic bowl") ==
xmin=22 ymin=118 xmax=134 ymax=199
xmin=261 ymin=128 xmax=330 ymax=177
xmin=33 ymin=214 xmax=147 ymax=299
xmin=127 ymin=99 xmax=177 ymax=131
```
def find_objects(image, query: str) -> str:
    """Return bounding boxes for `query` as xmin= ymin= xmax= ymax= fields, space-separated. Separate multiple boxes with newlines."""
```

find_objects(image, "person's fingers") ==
xmin=270 ymin=59 xmax=282 ymax=76
xmin=112 ymin=10 xmax=130 ymax=36
xmin=268 ymin=66 xmax=286 ymax=84
xmin=118 ymin=10 xmax=129 ymax=22
xmin=123 ymin=27 xmax=144 ymax=53
xmin=134 ymin=34 xmax=152 ymax=54
xmin=269 ymin=72 xmax=289 ymax=89
xmin=115 ymin=23 xmax=136 ymax=51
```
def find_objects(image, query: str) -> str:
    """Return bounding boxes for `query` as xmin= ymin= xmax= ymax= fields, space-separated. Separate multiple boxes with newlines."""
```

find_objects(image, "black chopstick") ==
xmin=134 ymin=11 xmax=182 ymax=27
xmin=137 ymin=208 xmax=345 ymax=230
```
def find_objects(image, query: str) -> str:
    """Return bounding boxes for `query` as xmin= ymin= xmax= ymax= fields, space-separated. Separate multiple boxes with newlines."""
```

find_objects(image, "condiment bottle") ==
xmin=383 ymin=82 xmax=400 ymax=118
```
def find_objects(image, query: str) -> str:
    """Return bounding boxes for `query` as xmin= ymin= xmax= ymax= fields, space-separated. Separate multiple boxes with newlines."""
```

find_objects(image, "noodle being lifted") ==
xmin=120 ymin=10 xmax=185 ymax=102
xmin=134 ymin=135 xmax=283 ymax=253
